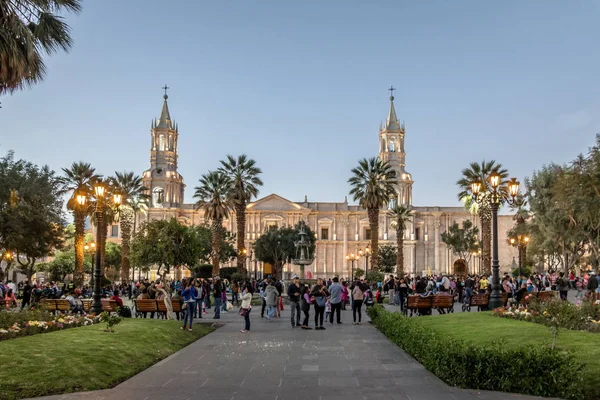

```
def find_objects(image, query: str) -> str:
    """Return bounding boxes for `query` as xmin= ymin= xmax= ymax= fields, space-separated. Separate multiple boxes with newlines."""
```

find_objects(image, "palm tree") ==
xmin=218 ymin=155 xmax=263 ymax=272
xmin=389 ymin=205 xmax=413 ymax=277
xmin=0 ymin=0 xmax=82 ymax=95
xmin=59 ymin=162 xmax=99 ymax=287
xmin=348 ymin=158 xmax=397 ymax=272
xmin=194 ymin=171 xmax=233 ymax=276
xmin=111 ymin=172 xmax=148 ymax=282
xmin=457 ymin=160 xmax=508 ymax=275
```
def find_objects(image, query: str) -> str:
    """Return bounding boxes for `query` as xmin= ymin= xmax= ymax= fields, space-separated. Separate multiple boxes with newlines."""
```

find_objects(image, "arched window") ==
xmin=389 ymin=140 xmax=395 ymax=152
xmin=158 ymin=135 xmax=166 ymax=151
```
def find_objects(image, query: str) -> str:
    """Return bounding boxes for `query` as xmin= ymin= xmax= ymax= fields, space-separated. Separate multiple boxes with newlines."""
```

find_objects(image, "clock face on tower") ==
xmin=156 ymin=168 xmax=163 ymax=175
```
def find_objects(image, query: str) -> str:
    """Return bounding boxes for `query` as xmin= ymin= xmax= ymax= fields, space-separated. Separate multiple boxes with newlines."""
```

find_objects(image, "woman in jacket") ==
xmin=352 ymin=281 xmax=365 ymax=325
xmin=311 ymin=278 xmax=329 ymax=330
xmin=240 ymin=283 xmax=253 ymax=333
xmin=300 ymin=285 xmax=312 ymax=330
xmin=264 ymin=280 xmax=278 ymax=321
xmin=181 ymin=279 xmax=196 ymax=331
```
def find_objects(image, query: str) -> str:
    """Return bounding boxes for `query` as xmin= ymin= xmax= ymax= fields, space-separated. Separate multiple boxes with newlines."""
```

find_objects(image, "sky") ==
xmin=2 ymin=0 xmax=600 ymax=207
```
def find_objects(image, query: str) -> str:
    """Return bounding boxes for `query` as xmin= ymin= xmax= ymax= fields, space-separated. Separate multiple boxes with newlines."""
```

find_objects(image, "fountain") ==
xmin=292 ymin=222 xmax=314 ymax=279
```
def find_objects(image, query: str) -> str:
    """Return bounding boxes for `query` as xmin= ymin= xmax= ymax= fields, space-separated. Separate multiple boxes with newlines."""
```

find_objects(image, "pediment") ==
xmin=247 ymin=193 xmax=307 ymax=212
xmin=318 ymin=217 xmax=334 ymax=224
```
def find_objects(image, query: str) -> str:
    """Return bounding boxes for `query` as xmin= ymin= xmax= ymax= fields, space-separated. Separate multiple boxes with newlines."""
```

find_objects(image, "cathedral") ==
xmin=122 ymin=90 xmax=517 ymax=280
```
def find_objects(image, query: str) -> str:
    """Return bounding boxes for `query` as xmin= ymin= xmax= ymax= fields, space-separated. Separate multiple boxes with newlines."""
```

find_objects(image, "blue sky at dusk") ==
xmin=2 ymin=0 xmax=600 ymax=207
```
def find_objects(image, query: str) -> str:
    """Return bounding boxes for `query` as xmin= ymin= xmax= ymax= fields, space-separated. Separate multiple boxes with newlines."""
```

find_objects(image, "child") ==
xmin=375 ymin=288 xmax=383 ymax=304
xmin=325 ymin=298 xmax=332 ymax=322
xmin=576 ymin=277 xmax=584 ymax=299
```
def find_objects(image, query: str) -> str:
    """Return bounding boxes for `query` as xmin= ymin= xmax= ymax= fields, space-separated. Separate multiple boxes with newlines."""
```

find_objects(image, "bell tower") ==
xmin=378 ymin=87 xmax=413 ymax=206
xmin=142 ymin=86 xmax=185 ymax=208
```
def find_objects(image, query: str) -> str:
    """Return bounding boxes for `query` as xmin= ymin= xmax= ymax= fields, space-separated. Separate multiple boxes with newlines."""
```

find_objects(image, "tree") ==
xmin=218 ymin=155 xmax=263 ymax=272
xmin=0 ymin=0 xmax=82 ymax=95
xmin=194 ymin=171 xmax=233 ymax=276
xmin=130 ymin=218 xmax=202 ymax=279
xmin=0 ymin=152 xmax=66 ymax=281
xmin=456 ymin=160 xmax=508 ymax=274
xmin=388 ymin=205 xmax=412 ymax=277
xmin=378 ymin=244 xmax=397 ymax=273
xmin=111 ymin=171 xmax=148 ymax=282
xmin=59 ymin=162 xmax=99 ymax=287
xmin=37 ymin=250 xmax=75 ymax=281
xmin=441 ymin=219 xmax=480 ymax=272
xmin=348 ymin=158 xmax=397 ymax=271
xmin=526 ymin=164 xmax=586 ymax=273
xmin=194 ymin=224 xmax=236 ymax=265
xmin=253 ymin=221 xmax=316 ymax=280
xmin=104 ymin=242 xmax=122 ymax=282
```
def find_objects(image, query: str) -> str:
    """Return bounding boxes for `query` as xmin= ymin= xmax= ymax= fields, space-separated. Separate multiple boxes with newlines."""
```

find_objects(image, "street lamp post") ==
xmin=358 ymin=245 xmax=371 ymax=275
xmin=471 ymin=174 xmax=520 ymax=310
xmin=346 ymin=253 xmax=360 ymax=281
xmin=510 ymin=235 xmax=530 ymax=280
xmin=77 ymin=185 xmax=121 ymax=314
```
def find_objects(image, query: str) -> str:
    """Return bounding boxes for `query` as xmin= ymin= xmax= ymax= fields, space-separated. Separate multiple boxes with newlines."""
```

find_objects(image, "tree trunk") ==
xmin=119 ymin=206 xmax=134 ymax=282
xmin=479 ymin=206 xmax=492 ymax=275
xmin=396 ymin=227 xmax=404 ymax=277
xmin=211 ymin=218 xmax=223 ymax=277
xmin=368 ymin=207 xmax=380 ymax=272
xmin=74 ymin=210 xmax=85 ymax=287
xmin=235 ymin=202 xmax=246 ymax=273
xmin=100 ymin=219 xmax=108 ymax=278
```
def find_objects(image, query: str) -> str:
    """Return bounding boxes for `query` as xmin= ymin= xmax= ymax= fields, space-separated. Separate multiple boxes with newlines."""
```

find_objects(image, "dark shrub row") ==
xmin=367 ymin=306 xmax=588 ymax=400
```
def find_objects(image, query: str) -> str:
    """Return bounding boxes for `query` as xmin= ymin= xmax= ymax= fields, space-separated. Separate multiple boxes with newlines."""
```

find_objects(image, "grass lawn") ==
xmin=414 ymin=312 xmax=600 ymax=389
xmin=0 ymin=319 xmax=214 ymax=400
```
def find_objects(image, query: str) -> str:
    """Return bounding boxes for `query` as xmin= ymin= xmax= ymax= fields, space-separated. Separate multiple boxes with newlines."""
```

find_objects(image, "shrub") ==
xmin=367 ymin=306 xmax=586 ymax=400
xmin=193 ymin=264 xmax=212 ymax=278
xmin=219 ymin=267 xmax=237 ymax=280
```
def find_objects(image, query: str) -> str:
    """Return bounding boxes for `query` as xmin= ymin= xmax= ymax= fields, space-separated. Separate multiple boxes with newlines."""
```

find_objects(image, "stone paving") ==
xmin=37 ymin=305 xmax=553 ymax=400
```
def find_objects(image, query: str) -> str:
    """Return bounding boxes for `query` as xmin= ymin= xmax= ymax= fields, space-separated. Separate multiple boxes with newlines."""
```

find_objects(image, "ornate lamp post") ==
xmin=509 ymin=235 xmax=530 ymax=280
xmin=346 ymin=253 xmax=360 ymax=281
xmin=358 ymin=245 xmax=371 ymax=275
xmin=76 ymin=185 xmax=122 ymax=314
xmin=471 ymin=174 xmax=520 ymax=310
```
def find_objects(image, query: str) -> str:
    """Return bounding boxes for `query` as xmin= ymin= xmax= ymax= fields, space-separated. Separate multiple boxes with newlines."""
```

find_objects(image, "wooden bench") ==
xmin=40 ymin=298 xmax=58 ymax=312
xmin=156 ymin=299 xmax=183 ymax=318
xmin=134 ymin=299 xmax=158 ymax=318
xmin=521 ymin=290 xmax=556 ymax=305
xmin=39 ymin=299 xmax=72 ymax=314
xmin=407 ymin=295 xmax=433 ymax=316
xmin=432 ymin=295 xmax=454 ymax=314
xmin=462 ymin=293 xmax=489 ymax=312
xmin=101 ymin=299 xmax=118 ymax=313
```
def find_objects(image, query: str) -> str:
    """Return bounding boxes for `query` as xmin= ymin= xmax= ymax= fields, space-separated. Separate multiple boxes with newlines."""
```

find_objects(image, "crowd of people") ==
xmin=2 ymin=269 xmax=599 ymax=333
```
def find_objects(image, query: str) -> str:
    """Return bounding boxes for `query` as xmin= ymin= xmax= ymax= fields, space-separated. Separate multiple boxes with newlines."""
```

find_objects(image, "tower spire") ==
xmin=385 ymin=86 xmax=401 ymax=131
xmin=157 ymin=85 xmax=172 ymax=129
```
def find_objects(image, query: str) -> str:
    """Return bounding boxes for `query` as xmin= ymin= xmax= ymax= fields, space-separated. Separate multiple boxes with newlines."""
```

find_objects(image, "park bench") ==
xmin=157 ymin=299 xmax=183 ymax=318
xmin=462 ymin=293 xmax=489 ymax=312
xmin=432 ymin=295 xmax=454 ymax=314
xmin=40 ymin=299 xmax=71 ymax=314
xmin=521 ymin=290 xmax=556 ymax=305
xmin=134 ymin=299 xmax=157 ymax=318
xmin=101 ymin=299 xmax=118 ymax=314
xmin=407 ymin=295 xmax=433 ymax=316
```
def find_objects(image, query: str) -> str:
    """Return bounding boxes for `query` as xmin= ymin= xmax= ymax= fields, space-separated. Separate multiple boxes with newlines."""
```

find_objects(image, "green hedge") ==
xmin=367 ymin=306 xmax=586 ymax=400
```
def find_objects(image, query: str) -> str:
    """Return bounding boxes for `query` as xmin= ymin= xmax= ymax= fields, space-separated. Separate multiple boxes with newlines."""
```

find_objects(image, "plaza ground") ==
xmin=31 ymin=306 xmax=548 ymax=400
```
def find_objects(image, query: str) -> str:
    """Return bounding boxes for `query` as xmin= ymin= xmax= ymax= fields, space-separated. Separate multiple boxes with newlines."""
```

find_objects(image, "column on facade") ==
xmin=434 ymin=218 xmax=441 ymax=274
xmin=411 ymin=244 xmax=417 ymax=275
xmin=342 ymin=217 xmax=349 ymax=277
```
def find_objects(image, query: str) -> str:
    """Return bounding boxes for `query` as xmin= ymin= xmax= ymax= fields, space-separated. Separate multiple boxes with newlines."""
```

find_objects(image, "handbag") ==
xmin=182 ymin=302 xmax=188 ymax=310
xmin=316 ymin=296 xmax=326 ymax=307
xmin=310 ymin=296 xmax=316 ymax=304
xmin=238 ymin=307 xmax=249 ymax=317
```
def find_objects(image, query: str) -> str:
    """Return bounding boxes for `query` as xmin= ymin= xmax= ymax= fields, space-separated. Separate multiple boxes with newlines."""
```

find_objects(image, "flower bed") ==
xmin=0 ymin=308 xmax=101 ymax=341
xmin=492 ymin=299 xmax=600 ymax=333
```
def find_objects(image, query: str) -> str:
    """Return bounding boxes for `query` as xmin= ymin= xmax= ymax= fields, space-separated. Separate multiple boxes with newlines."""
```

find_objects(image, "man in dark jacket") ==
xmin=288 ymin=276 xmax=302 ymax=327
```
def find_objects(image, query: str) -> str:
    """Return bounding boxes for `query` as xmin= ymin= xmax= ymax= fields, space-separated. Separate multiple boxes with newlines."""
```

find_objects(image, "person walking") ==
xmin=311 ymin=278 xmax=329 ymax=330
xmin=328 ymin=277 xmax=343 ymax=324
xmin=213 ymin=277 xmax=222 ymax=319
xmin=288 ymin=276 xmax=302 ymax=327
xmin=194 ymin=280 xmax=203 ymax=319
xmin=352 ymin=280 xmax=365 ymax=325
xmin=240 ymin=283 xmax=253 ymax=333
xmin=300 ymin=285 xmax=312 ymax=329
xmin=557 ymin=272 xmax=570 ymax=301
xmin=181 ymin=279 xmax=196 ymax=331
xmin=265 ymin=279 xmax=278 ymax=322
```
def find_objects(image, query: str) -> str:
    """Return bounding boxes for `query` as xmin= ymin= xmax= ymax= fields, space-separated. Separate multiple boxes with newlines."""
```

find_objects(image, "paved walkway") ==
xmin=38 ymin=306 xmax=550 ymax=400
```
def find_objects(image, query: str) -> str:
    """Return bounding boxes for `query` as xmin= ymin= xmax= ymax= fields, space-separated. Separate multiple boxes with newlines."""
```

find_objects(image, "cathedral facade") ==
xmin=125 ymin=91 xmax=518 ymax=280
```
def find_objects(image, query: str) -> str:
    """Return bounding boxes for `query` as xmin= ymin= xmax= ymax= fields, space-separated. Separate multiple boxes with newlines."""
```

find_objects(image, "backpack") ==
xmin=118 ymin=305 xmax=132 ymax=318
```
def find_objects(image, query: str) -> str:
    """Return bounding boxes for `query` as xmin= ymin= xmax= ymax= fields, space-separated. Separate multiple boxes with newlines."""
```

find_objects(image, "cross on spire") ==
xmin=162 ymin=84 xmax=170 ymax=99
xmin=388 ymin=85 xmax=396 ymax=100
